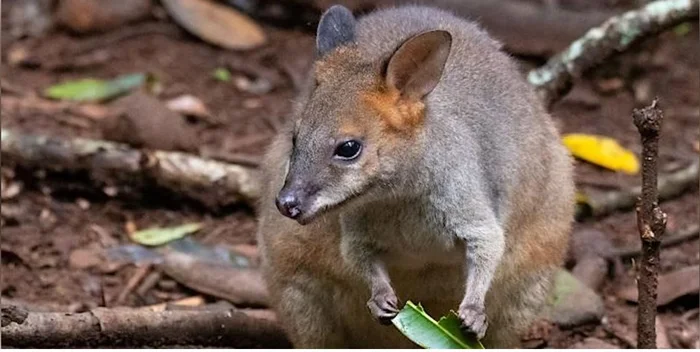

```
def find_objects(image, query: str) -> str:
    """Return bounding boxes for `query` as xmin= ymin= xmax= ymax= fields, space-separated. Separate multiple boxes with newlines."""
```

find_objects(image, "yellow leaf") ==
xmin=563 ymin=134 xmax=640 ymax=174
xmin=575 ymin=191 xmax=589 ymax=205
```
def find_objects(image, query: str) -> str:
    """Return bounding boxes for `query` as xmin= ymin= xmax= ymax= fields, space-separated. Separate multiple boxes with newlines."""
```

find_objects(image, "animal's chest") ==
xmin=360 ymin=202 xmax=464 ymax=269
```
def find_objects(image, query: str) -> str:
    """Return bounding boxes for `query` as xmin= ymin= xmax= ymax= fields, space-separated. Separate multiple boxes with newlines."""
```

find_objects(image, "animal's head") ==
xmin=275 ymin=5 xmax=452 ymax=224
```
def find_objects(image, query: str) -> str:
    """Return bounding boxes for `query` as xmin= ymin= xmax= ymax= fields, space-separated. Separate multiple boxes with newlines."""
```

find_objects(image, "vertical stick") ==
xmin=632 ymin=98 xmax=668 ymax=349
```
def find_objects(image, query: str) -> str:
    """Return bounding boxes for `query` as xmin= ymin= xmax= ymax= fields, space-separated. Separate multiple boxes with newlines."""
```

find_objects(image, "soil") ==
xmin=1 ymin=0 xmax=698 ymax=349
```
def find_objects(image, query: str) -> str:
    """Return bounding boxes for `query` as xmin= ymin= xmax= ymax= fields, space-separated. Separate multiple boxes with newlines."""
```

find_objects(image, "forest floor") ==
xmin=1 ymin=0 xmax=698 ymax=348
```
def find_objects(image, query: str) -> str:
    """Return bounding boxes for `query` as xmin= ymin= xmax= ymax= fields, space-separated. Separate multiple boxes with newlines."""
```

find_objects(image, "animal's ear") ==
xmin=385 ymin=30 xmax=452 ymax=100
xmin=316 ymin=5 xmax=356 ymax=57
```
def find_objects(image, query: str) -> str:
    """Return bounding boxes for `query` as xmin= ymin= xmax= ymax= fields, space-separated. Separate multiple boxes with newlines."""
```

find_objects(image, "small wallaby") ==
xmin=256 ymin=4 xmax=575 ymax=348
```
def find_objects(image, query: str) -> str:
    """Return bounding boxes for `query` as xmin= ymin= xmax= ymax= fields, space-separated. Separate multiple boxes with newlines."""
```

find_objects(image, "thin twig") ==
xmin=136 ymin=271 xmax=162 ymax=298
xmin=633 ymin=98 xmax=668 ymax=348
xmin=528 ymin=0 xmax=699 ymax=107
xmin=115 ymin=264 xmax=152 ymax=305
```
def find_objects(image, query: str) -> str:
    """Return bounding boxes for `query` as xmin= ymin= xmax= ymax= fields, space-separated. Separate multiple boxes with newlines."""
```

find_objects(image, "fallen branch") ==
xmin=576 ymin=160 xmax=699 ymax=219
xmin=1 ymin=305 xmax=290 ymax=348
xmin=633 ymin=99 xmax=667 ymax=349
xmin=0 ymin=129 xmax=261 ymax=210
xmin=527 ymin=0 xmax=699 ymax=107
xmin=159 ymin=251 xmax=270 ymax=307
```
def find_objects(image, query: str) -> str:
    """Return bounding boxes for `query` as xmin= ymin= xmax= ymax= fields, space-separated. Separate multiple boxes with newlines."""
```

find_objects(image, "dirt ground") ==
xmin=1 ymin=0 xmax=698 ymax=349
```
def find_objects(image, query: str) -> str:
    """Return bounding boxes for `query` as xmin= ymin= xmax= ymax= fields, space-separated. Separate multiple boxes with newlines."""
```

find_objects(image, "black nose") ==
xmin=275 ymin=192 xmax=301 ymax=219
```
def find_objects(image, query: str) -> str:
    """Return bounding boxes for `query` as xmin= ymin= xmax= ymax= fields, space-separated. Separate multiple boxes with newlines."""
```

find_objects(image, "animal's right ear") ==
xmin=316 ymin=5 xmax=356 ymax=57
xmin=385 ymin=30 xmax=452 ymax=100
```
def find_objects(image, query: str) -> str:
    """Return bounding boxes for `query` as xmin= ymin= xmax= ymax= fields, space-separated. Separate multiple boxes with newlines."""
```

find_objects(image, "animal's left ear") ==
xmin=316 ymin=5 xmax=356 ymax=57
xmin=385 ymin=30 xmax=452 ymax=100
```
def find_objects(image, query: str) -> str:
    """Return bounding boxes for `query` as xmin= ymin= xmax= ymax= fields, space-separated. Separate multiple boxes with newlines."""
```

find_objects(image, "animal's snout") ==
xmin=275 ymin=190 xmax=302 ymax=219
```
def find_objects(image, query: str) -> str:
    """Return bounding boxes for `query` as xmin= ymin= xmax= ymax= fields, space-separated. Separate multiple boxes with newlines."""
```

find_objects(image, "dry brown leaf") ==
xmin=618 ymin=265 xmax=699 ymax=305
xmin=7 ymin=45 xmax=31 ymax=67
xmin=67 ymin=243 xmax=124 ymax=273
xmin=69 ymin=246 xmax=103 ymax=270
xmin=104 ymin=91 xmax=198 ymax=152
xmin=595 ymin=77 xmax=625 ymax=94
xmin=125 ymin=220 xmax=137 ymax=235
xmin=162 ymin=0 xmax=266 ymax=50
xmin=56 ymin=0 xmax=152 ymax=34
xmin=1 ymin=180 xmax=22 ymax=200
xmin=144 ymin=296 xmax=205 ymax=312
xmin=165 ymin=94 xmax=211 ymax=119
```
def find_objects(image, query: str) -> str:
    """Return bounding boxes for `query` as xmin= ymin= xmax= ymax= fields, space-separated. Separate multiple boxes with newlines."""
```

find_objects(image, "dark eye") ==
xmin=334 ymin=140 xmax=362 ymax=160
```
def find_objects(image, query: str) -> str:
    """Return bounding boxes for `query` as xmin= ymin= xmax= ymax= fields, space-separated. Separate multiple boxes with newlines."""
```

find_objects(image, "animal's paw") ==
xmin=458 ymin=304 xmax=488 ymax=339
xmin=367 ymin=289 xmax=399 ymax=325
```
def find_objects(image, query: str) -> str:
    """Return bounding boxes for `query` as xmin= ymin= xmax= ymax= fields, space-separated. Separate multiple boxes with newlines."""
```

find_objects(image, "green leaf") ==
xmin=673 ymin=22 xmax=691 ymax=36
xmin=131 ymin=223 xmax=203 ymax=247
xmin=44 ymin=73 xmax=146 ymax=102
xmin=392 ymin=301 xmax=485 ymax=349
xmin=212 ymin=67 xmax=232 ymax=82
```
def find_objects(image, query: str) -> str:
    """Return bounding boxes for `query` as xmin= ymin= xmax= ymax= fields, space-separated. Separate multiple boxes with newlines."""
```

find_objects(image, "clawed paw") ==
xmin=367 ymin=290 xmax=400 ymax=325
xmin=458 ymin=304 xmax=488 ymax=339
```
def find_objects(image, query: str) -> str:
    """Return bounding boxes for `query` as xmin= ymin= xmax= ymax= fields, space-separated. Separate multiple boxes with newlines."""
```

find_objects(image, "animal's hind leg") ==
xmin=272 ymin=281 xmax=348 ymax=348
xmin=481 ymin=269 xmax=556 ymax=348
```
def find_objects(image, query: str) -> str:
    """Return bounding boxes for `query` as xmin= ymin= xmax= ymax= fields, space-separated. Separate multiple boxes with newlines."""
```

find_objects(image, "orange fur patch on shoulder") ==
xmin=362 ymin=88 xmax=425 ymax=132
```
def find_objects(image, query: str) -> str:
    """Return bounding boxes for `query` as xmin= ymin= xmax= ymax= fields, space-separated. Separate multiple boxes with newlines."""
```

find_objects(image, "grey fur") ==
xmin=316 ymin=5 xmax=357 ymax=57
xmin=257 ymin=5 xmax=574 ymax=348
